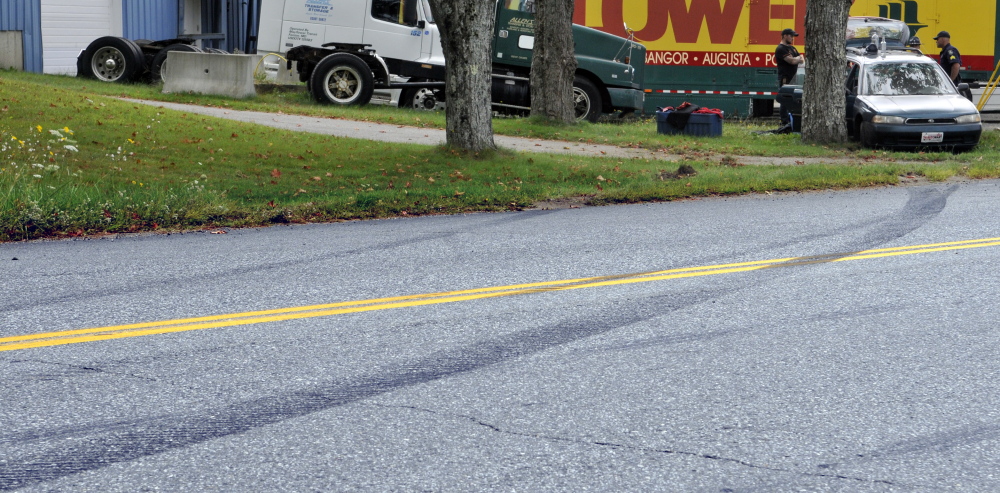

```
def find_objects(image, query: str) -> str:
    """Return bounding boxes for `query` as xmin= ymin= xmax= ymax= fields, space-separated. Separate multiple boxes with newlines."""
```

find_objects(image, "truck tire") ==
xmin=573 ymin=77 xmax=602 ymax=123
xmin=149 ymin=44 xmax=203 ymax=82
xmin=310 ymin=53 xmax=374 ymax=106
xmin=78 ymin=37 xmax=145 ymax=83
xmin=399 ymin=80 xmax=445 ymax=111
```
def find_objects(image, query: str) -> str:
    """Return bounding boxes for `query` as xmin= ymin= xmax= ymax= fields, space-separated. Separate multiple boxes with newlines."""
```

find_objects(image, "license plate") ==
xmin=921 ymin=132 xmax=944 ymax=143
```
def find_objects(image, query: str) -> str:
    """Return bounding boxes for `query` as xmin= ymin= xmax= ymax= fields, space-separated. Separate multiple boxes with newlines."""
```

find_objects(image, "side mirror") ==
xmin=417 ymin=20 xmax=425 ymax=29
xmin=957 ymin=82 xmax=973 ymax=102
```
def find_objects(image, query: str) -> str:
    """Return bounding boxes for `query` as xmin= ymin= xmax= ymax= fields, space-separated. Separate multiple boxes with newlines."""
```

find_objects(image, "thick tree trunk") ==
xmin=801 ymin=0 xmax=852 ymax=144
xmin=529 ymin=0 xmax=578 ymax=123
xmin=426 ymin=0 xmax=496 ymax=152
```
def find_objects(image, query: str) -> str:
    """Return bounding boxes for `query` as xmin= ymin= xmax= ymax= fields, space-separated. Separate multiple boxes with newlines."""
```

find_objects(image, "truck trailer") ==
xmin=572 ymin=0 xmax=1000 ymax=116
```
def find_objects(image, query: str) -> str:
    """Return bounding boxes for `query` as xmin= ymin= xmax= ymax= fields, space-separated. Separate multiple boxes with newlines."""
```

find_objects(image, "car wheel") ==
xmin=310 ymin=53 xmax=374 ymax=106
xmin=150 ymin=44 xmax=204 ymax=82
xmin=78 ymin=37 xmax=145 ymax=83
xmin=860 ymin=121 xmax=877 ymax=148
xmin=850 ymin=118 xmax=863 ymax=142
xmin=572 ymin=77 xmax=602 ymax=123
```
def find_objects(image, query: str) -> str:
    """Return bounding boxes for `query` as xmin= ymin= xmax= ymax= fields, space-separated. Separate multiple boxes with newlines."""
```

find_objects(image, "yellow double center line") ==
xmin=4 ymin=237 xmax=1000 ymax=353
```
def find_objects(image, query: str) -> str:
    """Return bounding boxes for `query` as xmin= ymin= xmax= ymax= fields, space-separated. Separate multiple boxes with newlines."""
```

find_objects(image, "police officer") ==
xmin=775 ymin=28 xmax=803 ymax=126
xmin=935 ymin=31 xmax=962 ymax=85
xmin=775 ymin=28 xmax=804 ymax=87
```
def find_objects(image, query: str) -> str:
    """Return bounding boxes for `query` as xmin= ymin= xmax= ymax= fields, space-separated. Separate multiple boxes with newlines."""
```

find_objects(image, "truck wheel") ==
xmin=399 ymin=83 xmax=444 ymax=111
xmin=149 ymin=44 xmax=203 ymax=82
xmin=572 ymin=77 xmax=602 ymax=123
xmin=310 ymin=53 xmax=374 ymax=106
xmin=78 ymin=37 xmax=145 ymax=83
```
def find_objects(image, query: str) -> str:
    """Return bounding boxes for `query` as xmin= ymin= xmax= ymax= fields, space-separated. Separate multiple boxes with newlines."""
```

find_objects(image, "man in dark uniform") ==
xmin=775 ymin=28 xmax=804 ymax=86
xmin=935 ymin=31 xmax=962 ymax=85
xmin=775 ymin=28 xmax=803 ymax=125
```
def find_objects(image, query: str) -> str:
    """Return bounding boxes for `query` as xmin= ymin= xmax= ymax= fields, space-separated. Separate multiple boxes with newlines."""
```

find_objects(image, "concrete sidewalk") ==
xmin=123 ymin=98 xmax=935 ymax=166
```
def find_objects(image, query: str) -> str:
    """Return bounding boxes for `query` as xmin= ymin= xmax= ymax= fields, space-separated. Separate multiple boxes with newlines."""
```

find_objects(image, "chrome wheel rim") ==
xmin=91 ymin=46 xmax=127 ymax=82
xmin=573 ymin=87 xmax=591 ymax=120
xmin=323 ymin=66 xmax=362 ymax=104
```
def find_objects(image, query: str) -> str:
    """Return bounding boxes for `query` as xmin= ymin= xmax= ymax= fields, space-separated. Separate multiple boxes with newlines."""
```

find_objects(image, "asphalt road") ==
xmin=4 ymin=179 xmax=1000 ymax=491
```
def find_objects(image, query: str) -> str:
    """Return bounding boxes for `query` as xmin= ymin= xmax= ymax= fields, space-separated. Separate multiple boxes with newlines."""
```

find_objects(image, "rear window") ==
xmin=862 ymin=62 xmax=957 ymax=96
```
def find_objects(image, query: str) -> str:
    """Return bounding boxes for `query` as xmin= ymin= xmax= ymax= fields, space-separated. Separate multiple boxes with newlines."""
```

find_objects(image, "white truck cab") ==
xmin=257 ymin=0 xmax=443 ymax=67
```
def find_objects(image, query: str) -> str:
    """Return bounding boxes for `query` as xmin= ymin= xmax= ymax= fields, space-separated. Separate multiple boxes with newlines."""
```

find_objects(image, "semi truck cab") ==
xmin=257 ymin=0 xmax=442 ymax=68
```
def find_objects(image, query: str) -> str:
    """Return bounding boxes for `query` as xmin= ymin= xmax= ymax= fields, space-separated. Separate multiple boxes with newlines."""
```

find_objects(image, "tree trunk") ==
xmin=801 ymin=0 xmax=852 ymax=144
xmin=529 ymin=0 xmax=578 ymax=123
xmin=426 ymin=0 xmax=497 ymax=152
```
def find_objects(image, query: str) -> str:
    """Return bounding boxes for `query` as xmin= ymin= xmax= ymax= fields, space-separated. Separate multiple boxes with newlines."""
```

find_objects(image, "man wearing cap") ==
xmin=935 ymin=31 xmax=962 ymax=85
xmin=775 ymin=28 xmax=803 ymax=126
xmin=775 ymin=28 xmax=804 ymax=87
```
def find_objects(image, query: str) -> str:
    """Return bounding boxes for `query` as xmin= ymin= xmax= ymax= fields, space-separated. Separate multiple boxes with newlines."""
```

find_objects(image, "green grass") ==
xmin=2 ymin=70 xmax=998 ymax=242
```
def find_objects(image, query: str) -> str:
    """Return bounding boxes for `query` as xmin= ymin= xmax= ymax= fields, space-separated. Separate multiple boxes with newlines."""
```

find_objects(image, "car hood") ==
xmin=858 ymin=95 xmax=979 ymax=116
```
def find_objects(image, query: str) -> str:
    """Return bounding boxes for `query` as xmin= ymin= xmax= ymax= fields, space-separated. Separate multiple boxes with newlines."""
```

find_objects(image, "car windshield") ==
xmin=862 ymin=62 xmax=957 ymax=96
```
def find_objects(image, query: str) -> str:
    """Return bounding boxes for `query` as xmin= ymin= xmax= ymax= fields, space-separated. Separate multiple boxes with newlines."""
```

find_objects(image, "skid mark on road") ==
xmin=3 ymin=236 xmax=1000 ymax=353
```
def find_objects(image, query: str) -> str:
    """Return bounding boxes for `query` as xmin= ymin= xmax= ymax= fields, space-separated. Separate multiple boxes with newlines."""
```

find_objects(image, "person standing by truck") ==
xmin=776 ymin=28 xmax=804 ymax=86
xmin=775 ymin=28 xmax=804 ymax=125
xmin=934 ymin=31 xmax=962 ymax=85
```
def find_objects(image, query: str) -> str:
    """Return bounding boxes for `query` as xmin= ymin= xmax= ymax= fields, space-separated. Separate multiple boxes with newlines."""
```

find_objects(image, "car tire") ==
xmin=850 ymin=118 xmax=863 ymax=142
xmin=78 ymin=37 xmax=145 ymax=83
xmin=310 ymin=53 xmax=374 ymax=106
xmin=860 ymin=121 xmax=877 ymax=148
xmin=150 ymin=44 xmax=204 ymax=82
xmin=573 ymin=76 xmax=602 ymax=123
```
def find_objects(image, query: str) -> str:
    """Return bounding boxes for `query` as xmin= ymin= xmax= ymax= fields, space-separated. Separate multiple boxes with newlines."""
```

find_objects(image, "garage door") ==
xmin=41 ymin=0 xmax=121 ymax=74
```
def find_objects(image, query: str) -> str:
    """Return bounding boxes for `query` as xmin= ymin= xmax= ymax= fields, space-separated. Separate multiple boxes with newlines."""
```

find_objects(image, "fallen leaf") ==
xmin=271 ymin=169 xmax=282 ymax=178
xmin=211 ymin=230 xmax=227 ymax=234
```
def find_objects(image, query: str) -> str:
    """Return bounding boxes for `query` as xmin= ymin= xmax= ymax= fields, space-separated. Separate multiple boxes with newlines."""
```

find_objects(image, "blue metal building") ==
xmin=0 ymin=0 xmax=261 ymax=74
xmin=0 ymin=0 xmax=43 ymax=73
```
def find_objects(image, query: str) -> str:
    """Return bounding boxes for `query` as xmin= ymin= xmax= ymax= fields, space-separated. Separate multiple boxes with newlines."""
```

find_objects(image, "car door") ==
xmin=845 ymin=61 xmax=861 ymax=135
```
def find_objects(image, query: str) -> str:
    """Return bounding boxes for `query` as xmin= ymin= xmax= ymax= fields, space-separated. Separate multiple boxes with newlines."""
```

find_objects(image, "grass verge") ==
xmin=2 ymin=71 xmax=998 ymax=242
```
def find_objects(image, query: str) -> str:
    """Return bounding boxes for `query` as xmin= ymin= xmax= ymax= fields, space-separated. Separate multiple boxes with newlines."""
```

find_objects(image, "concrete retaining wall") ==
xmin=162 ymin=51 xmax=263 ymax=99
xmin=0 ymin=31 xmax=25 ymax=70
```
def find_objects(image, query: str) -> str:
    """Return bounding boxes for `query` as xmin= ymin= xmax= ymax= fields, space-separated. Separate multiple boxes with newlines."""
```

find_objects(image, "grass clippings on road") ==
xmin=1 ymin=70 xmax=998 ymax=242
